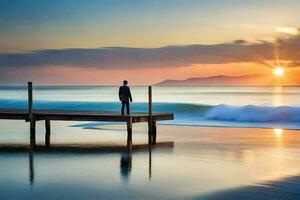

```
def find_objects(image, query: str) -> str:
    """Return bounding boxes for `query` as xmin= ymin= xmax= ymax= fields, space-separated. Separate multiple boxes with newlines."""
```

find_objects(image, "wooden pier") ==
xmin=0 ymin=82 xmax=174 ymax=149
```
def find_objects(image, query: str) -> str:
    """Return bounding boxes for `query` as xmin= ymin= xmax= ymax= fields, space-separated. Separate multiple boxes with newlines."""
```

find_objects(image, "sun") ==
xmin=273 ymin=67 xmax=284 ymax=77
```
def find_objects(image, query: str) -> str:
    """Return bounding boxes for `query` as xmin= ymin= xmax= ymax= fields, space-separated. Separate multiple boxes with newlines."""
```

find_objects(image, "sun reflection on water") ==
xmin=274 ymin=128 xmax=283 ymax=138
xmin=272 ymin=86 xmax=283 ymax=106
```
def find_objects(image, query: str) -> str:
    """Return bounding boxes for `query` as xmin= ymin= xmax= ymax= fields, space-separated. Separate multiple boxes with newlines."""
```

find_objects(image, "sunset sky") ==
xmin=0 ymin=0 xmax=300 ymax=85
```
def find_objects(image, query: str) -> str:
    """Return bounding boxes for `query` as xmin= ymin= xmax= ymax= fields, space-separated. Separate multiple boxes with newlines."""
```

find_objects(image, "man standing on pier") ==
xmin=119 ymin=80 xmax=133 ymax=115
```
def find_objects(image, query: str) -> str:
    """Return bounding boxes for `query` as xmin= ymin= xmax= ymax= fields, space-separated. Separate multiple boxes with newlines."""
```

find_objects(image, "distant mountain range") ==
xmin=156 ymin=75 xmax=285 ymax=86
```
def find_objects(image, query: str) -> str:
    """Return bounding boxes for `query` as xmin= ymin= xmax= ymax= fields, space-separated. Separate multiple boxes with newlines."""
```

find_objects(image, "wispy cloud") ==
xmin=0 ymin=32 xmax=300 ymax=70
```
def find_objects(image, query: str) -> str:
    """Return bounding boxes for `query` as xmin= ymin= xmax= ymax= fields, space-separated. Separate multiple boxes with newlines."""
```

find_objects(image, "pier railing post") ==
xmin=148 ymin=86 xmax=152 ymax=116
xmin=28 ymin=82 xmax=36 ymax=148
xmin=148 ymin=86 xmax=153 ymax=145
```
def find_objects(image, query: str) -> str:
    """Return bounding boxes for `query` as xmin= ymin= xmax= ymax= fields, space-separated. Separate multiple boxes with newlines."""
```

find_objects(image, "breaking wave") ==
xmin=0 ymin=99 xmax=299 ymax=129
xmin=204 ymin=104 xmax=300 ymax=122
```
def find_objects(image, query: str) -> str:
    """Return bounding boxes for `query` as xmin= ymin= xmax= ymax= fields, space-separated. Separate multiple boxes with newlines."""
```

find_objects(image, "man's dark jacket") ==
xmin=119 ymin=86 xmax=132 ymax=102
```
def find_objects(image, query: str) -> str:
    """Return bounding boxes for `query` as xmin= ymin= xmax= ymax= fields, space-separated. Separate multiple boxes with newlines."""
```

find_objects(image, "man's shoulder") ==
xmin=119 ymin=86 xmax=129 ymax=91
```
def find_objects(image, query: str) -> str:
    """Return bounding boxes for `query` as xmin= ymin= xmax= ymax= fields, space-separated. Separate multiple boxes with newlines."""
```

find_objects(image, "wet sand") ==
xmin=196 ymin=175 xmax=300 ymax=200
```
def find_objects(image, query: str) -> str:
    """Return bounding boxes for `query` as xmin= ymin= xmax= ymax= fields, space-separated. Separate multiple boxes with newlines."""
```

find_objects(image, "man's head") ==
xmin=123 ymin=80 xmax=128 ymax=86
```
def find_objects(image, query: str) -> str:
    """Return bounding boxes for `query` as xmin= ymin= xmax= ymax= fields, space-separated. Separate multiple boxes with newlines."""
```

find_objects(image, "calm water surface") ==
xmin=0 ymin=121 xmax=300 ymax=199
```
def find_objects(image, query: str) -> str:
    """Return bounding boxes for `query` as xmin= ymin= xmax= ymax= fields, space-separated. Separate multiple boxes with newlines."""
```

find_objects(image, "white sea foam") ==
xmin=205 ymin=104 xmax=300 ymax=122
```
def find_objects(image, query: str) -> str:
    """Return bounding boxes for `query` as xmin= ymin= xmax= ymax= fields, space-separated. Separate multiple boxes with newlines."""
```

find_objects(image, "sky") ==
xmin=0 ymin=0 xmax=300 ymax=85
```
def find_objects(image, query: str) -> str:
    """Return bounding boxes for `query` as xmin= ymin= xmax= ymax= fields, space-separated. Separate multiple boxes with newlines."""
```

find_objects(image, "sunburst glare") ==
xmin=273 ymin=67 xmax=285 ymax=77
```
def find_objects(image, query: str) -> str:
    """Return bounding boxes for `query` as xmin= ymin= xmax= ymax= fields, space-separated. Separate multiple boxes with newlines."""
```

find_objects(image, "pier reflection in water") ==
xmin=27 ymin=143 xmax=158 ymax=187
xmin=28 ymin=147 xmax=34 ymax=187
xmin=120 ymin=144 xmax=153 ymax=181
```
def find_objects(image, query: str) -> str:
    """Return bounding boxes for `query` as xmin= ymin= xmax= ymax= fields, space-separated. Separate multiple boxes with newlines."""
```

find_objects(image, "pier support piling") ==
xmin=45 ymin=120 xmax=51 ymax=147
xmin=148 ymin=121 xmax=153 ymax=144
xmin=127 ymin=118 xmax=133 ymax=152
xmin=148 ymin=120 xmax=157 ymax=145
xmin=152 ymin=120 xmax=157 ymax=145
xmin=30 ymin=120 xmax=36 ymax=148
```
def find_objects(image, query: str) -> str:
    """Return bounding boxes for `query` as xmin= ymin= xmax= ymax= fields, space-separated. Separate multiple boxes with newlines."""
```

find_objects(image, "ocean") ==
xmin=0 ymin=85 xmax=299 ymax=129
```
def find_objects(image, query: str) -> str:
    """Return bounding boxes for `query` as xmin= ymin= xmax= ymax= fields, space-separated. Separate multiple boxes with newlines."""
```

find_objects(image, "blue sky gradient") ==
xmin=0 ymin=0 xmax=300 ymax=84
xmin=1 ymin=0 xmax=300 ymax=52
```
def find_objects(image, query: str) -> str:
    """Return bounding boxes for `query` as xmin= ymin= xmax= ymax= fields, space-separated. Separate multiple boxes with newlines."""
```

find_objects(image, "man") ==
xmin=119 ymin=80 xmax=132 ymax=115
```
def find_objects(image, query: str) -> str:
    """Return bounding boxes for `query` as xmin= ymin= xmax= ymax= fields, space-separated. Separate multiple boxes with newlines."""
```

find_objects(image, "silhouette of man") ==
xmin=119 ymin=80 xmax=132 ymax=115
